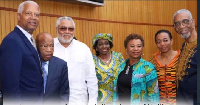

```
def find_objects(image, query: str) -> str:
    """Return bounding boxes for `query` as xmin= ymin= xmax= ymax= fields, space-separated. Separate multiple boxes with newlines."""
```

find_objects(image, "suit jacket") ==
xmin=44 ymin=56 xmax=69 ymax=105
xmin=0 ymin=27 xmax=43 ymax=104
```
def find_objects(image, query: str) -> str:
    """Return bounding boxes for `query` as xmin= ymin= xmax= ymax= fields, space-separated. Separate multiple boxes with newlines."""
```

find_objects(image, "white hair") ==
xmin=173 ymin=9 xmax=193 ymax=22
xmin=56 ymin=16 xmax=75 ymax=29
xmin=17 ymin=1 xmax=40 ymax=14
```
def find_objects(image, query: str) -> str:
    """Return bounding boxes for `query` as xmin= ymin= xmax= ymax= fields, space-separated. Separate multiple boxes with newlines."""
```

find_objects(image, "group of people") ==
xmin=0 ymin=1 xmax=197 ymax=105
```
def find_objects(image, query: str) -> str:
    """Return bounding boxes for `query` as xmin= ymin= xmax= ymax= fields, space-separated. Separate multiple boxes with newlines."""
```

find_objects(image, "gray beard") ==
xmin=58 ymin=34 xmax=74 ymax=44
xmin=180 ymin=32 xmax=191 ymax=39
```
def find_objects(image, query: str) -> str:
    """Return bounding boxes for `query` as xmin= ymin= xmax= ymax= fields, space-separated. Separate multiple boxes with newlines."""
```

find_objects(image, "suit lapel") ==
xmin=14 ymin=27 xmax=42 ymax=74
xmin=46 ymin=57 xmax=56 ymax=93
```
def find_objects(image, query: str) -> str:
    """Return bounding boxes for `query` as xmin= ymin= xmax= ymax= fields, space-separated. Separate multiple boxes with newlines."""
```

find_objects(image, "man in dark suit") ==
xmin=36 ymin=32 xmax=69 ymax=105
xmin=0 ymin=1 xmax=43 ymax=105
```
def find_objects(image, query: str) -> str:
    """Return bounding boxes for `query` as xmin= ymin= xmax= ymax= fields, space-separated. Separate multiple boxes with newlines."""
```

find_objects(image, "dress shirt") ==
xmin=42 ymin=61 xmax=49 ymax=93
xmin=53 ymin=38 xmax=98 ymax=105
xmin=16 ymin=25 xmax=34 ymax=46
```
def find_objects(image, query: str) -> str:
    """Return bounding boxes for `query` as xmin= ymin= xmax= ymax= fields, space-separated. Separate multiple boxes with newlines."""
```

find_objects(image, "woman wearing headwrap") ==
xmin=92 ymin=33 xmax=124 ymax=104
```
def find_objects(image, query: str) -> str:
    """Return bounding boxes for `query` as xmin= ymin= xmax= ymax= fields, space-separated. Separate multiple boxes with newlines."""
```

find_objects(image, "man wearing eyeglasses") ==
xmin=173 ymin=9 xmax=197 ymax=105
xmin=53 ymin=16 xmax=98 ymax=105
xmin=36 ymin=32 xmax=69 ymax=105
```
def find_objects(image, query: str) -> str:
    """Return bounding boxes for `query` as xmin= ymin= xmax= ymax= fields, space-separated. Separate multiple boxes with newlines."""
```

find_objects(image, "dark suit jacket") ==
xmin=44 ymin=56 xmax=69 ymax=105
xmin=0 ymin=27 xmax=43 ymax=104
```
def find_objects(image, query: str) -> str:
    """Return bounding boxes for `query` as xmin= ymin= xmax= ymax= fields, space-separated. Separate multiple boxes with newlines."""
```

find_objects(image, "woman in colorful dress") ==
xmin=150 ymin=29 xmax=180 ymax=105
xmin=113 ymin=33 xmax=159 ymax=105
xmin=92 ymin=33 xmax=124 ymax=104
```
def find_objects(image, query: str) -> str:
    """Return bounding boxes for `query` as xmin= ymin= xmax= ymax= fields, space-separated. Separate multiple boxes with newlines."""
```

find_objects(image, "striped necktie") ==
xmin=30 ymin=37 xmax=37 ymax=50
xmin=30 ymin=37 xmax=43 ymax=83
xmin=42 ymin=62 xmax=48 ymax=93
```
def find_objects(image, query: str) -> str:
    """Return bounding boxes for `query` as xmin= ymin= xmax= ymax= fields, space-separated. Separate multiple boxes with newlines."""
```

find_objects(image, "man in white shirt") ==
xmin=53 ymin=16 xmax=98 ymax=105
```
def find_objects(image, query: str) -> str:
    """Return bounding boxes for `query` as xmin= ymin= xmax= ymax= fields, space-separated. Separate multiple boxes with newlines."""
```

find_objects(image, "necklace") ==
xmin=125 ymin=65 xmax=130 ymax=75
xmin=99 ymin=54 xmax=112 ymax=64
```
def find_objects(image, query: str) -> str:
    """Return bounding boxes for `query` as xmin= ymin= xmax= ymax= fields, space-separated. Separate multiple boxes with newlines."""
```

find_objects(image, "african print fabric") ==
xmin=113 ymin=58 xmax=159 ymax=105
xmin=176 ymin=39 xmax=197 ymax=105
xmin=150 ymin=50 xmax=180 ymax=105
xmin=93 ymin=51 xmax=124 ymax=104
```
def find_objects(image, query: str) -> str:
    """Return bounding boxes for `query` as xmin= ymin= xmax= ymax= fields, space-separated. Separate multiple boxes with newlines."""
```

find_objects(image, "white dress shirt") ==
xmin=53 ymin=38 xmax=98 ymax=105
xmin=16 ymin=25 xmax=34 ymax=45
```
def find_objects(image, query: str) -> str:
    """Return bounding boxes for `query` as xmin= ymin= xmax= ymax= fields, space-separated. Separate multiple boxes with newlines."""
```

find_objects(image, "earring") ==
xmin=141 ymin=53 xmax=144 ymax=57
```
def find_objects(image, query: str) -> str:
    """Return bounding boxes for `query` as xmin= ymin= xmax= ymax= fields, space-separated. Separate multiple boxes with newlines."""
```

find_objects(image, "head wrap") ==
xmin=92 ymin=33 xmax=113 ymax=46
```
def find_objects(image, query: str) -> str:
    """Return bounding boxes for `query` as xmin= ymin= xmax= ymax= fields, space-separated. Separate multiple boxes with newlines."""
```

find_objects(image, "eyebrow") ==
xmin=157 ymin=37 xmax=168 ymax=40
xmin=163 ymin=38 xmax=169 ymax=39
xmin=130 ymin=44 xmax=142 ymax=45
xmin=60 ymin=26 xmax=74 ymax=28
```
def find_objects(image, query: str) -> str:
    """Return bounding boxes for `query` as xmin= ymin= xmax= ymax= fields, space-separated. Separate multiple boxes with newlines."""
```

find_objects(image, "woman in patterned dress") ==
xmin=150 ymin=29 xmax=180 ymax=105
xmin=113 ymin=33 xmax=159 ymax=105
xmin=92 ymin=33 xmax=124 ymax=104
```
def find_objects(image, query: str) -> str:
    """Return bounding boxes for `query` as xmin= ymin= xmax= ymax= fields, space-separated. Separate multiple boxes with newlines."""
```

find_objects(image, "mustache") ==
xmin=61 ymin=34 xmax=72 ymax=37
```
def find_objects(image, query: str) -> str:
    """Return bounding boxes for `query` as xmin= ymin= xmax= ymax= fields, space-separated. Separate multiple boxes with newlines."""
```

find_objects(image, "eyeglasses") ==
xmin=40 ymin=45 xmax=54 ymax=50
xmin=59 ymin=27 xmax=74 ymax=32
xmin=173 ymin=19 xmax=191 ymax=29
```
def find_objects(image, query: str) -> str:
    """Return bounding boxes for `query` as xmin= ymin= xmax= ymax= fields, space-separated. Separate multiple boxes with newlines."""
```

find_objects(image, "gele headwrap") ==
xmin=92 ymin=33 xmax=113 ymax=45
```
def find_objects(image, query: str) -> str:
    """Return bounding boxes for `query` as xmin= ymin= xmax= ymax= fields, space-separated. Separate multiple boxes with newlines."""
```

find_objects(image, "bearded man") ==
xmin=53 ymin=16 xmax=98 ymax=105
xmin=173 ymin=9 xmax=197 ymax=105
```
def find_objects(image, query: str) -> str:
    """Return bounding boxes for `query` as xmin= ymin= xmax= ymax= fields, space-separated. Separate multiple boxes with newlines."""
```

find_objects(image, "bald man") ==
xmin=36 ymin=32 xmax=69 ymax=105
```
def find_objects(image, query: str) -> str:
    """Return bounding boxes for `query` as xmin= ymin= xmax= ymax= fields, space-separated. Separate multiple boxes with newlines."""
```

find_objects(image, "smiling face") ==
xmin=37 ymin=33 xmax=54 ymax=62
xmin=17 ymin=3 xmax=40 ymax=34
xmin=126 ymin=39 xmax=143 ymax=60
xmin=96 ymin=39 xmax=111 ymax=55
xmin=173 ymin=12 xmax=195 ymax=39
xmin=155 ymin=32 xmax=173 ymax=53
xmin=57 ymin=20 xmax=75 ymax=44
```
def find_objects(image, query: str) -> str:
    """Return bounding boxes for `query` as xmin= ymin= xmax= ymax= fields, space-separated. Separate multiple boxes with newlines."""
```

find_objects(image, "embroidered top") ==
xmin=113 ymin=58 xmax=159 ymax=105
xmin=176 ymin=39 xmax=197 ymax=105
xmin=93 ymin=51 xmax=124 ymax=103
xmin=149 ymin=50 xmax=180 ymax=105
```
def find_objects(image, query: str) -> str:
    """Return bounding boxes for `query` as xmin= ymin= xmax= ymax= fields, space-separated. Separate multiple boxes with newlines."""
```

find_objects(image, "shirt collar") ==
xmin=54 ymin=37 xmax=59 ymax=45
xmin=42 ymin=61 xmax=49 ymax=65
xmin=16 ymin=25 xmax=33 ymax=40
xmin=125 ymin=57 xmax=143 ymax=66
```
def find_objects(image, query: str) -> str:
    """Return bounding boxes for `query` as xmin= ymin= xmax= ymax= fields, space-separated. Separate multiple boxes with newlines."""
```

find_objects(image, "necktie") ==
xmin=42 ymin=62 xmax=48 ymax=93
xmin=30 ymin=37 xmax=37 ymax=50
xmin=31 ymin=37 xmax=43 ymax=78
